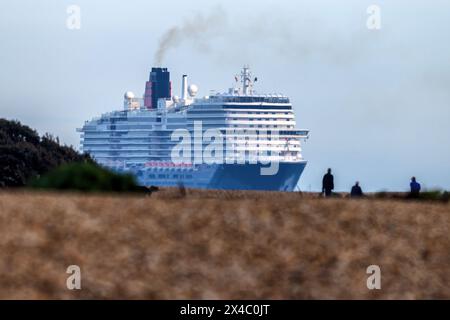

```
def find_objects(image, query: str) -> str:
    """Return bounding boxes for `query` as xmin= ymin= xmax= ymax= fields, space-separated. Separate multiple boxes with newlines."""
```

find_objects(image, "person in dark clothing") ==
xmin=322 ymin=168 xmax=334 ymax=197
xmin=409 ymin=177 xmax=421 ymax=198
xmin=350 ymin=181 xmax=363 ymax=198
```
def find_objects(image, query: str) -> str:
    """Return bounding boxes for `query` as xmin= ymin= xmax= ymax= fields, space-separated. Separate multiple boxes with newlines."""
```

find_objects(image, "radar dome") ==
xmin=124 ymin=91 xmax=135 ymax=99
xmin=188 ymin=84 xmax=198 ymax=97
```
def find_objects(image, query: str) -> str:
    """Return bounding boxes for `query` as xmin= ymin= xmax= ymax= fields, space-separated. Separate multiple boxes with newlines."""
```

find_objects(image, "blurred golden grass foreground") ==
xmin=0 ymin=189 xmax=449 ymax=299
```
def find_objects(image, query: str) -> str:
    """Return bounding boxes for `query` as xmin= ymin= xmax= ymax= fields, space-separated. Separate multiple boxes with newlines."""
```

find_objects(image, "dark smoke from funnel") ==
xmin=154 ymin=7 xmax=227 ymax=66
xmin=153 ymin=6 xmax=375 ymax=69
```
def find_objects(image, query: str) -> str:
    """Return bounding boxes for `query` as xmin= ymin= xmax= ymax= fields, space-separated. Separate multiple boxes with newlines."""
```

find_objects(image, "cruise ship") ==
xmin=78 ymin=66 xmax=309 ymax=191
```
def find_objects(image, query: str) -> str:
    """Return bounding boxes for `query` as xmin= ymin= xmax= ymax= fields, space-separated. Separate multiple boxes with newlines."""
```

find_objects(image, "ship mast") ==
xmin=241 ymin=65 xmax=253 ymax=95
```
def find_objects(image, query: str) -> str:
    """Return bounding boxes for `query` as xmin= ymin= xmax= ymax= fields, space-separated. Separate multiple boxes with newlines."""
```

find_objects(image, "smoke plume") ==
xmin=154 ymin=8 xmax=227 ymax=66
xmin=153 ymin=6 xmax=374 ymax=68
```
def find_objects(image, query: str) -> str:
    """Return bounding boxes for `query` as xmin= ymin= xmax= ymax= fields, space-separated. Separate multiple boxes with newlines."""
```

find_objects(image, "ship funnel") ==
xmin=181 ymin=75 xmax=188 ymax=100
xmin=144 ymin=67 xmax=171 ymax=109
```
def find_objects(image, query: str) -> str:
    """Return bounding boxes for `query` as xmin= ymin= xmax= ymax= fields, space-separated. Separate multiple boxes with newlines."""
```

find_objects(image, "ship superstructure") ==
xmin=78 ymin=66 xmax=309 ymax=191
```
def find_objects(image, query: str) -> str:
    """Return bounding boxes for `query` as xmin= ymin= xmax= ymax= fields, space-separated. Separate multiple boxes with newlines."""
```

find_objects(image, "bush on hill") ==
xmin=0 ymin=119 xmax=92 ymax=187
xmin=29 ymin=162 xmax=143 ymax=193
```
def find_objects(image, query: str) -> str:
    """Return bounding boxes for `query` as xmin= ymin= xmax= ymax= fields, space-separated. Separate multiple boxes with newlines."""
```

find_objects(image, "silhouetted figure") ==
xmin=350 ymin=181 xmax=363 ymax=198
xmin=322 ymin=168 xmax=334 ymax=197
xmin=409 ymin=177 xmax=421 ymax=198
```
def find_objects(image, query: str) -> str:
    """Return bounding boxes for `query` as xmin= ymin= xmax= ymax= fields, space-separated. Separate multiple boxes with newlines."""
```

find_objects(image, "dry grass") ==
xmin=0 ymin=188 xmax=449 ymax=299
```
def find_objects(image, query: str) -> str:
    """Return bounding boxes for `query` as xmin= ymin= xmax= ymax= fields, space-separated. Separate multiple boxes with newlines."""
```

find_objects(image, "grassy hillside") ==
xmin=0 ymin=189 xmax=449 ymax=299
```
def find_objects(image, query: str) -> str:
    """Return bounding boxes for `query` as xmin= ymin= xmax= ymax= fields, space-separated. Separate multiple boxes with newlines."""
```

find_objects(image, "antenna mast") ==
xmin=241 ymin=65 xmax=253 ymax=95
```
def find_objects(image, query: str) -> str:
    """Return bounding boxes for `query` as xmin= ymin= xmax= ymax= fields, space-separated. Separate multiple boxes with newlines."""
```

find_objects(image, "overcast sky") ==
xmin=1 ymin=0 xmax=449 ymax=191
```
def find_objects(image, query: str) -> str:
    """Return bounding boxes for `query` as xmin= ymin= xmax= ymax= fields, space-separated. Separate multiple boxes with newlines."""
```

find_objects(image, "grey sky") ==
xmin=1 ymin=0 xmax=449 ymax=191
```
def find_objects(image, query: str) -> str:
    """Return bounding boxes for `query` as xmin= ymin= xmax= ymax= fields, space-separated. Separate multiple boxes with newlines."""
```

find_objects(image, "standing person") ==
xmin=322 ymin=168 xmax=334 ymax=197
xmin=410 ymin=177 xmax=421 ymax=198
xmin=350 ymin=181 xmax=363 ymax=198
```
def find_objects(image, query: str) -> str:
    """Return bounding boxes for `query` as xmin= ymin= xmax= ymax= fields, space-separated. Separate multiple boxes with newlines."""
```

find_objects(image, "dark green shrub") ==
xmin=418 ymin=190 xmax=450 ymax=202
xmin=442 ymin=191 xmax=449 ymax=203
xmin=0 ymin=119 xmax=92 ymax=187
xmin=29 ymin=163 xmax=141 ymax=193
